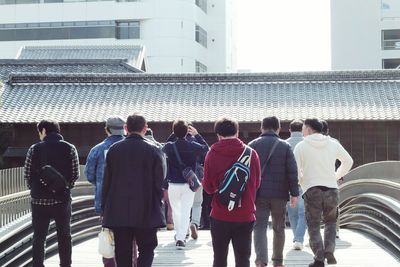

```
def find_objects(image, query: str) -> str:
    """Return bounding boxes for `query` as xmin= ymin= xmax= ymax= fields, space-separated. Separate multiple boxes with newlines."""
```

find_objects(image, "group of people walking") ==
xmin=24 ymin=114 xmax=353 ymax=267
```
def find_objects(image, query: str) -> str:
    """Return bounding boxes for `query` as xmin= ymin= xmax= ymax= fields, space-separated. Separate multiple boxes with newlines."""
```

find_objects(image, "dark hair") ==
xmin=321 ymin=120 xmax=329 ymax=135
xmin=173 ymin=119 xmax=188 ymax=138
xmin=304 ymin=118 xmax=323 ymax=133
xmin=214 ymin=117 xmax=238 ymax=137
xmin=289 ymin=119 xmax=303 ymax=132
xmin=262 ymin=116 xmax=280 ymax=131
xmin=126 ymin=114 xmax=146 ymax=133
xmin=37 ymin=120 xmax=60 ymax=134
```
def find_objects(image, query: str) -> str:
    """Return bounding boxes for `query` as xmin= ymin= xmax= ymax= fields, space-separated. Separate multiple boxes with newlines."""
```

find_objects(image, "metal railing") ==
xmin=0 ymin=167 xmax=25 ymax=197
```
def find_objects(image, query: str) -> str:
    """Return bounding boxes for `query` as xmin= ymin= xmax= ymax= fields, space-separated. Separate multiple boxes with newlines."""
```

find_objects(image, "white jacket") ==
xmin=293 ymin=133 xmax=353 ymax=194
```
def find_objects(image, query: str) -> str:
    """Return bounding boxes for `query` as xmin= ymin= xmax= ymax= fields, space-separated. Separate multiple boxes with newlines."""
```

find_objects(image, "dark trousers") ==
xmin=31 ymin=201 xmax=72 ymax=267
xmin=210 ymin=218 xmax=254 ymax=267
xmin=201 ymin=191 xmax=212 ymax=228
xmin=112 ymin=227 xmax=158 ymax=267
xmin=304 ymin=187 xmax=339 ymax=262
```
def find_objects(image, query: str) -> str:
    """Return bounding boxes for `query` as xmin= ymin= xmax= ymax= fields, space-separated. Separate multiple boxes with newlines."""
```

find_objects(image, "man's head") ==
xmin=125 ymin=114 xmax=147 ymax=136
xmin=172 ymin=119 xmax=189 ymax=138
xmin=105 ymin=116 xmax=125 ymax=136
xmin=37 ymin=120 xmax=60 ymax=140
xmin=261 ymin=116 xmax=280 ymax=134
xmin=214 ymin=117 xmax=239 ymax=139
xmin=303 ymin=118 xmax=323 ymax=137
xmin=321 ymin=120 xmax=329 ymax=136
xmin=289 ymin=119 xmax=303 ymax=133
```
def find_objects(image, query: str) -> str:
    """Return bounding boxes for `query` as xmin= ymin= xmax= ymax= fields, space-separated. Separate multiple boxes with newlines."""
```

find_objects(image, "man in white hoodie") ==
xmin=293 ymin=119 xmax=353 ymax=267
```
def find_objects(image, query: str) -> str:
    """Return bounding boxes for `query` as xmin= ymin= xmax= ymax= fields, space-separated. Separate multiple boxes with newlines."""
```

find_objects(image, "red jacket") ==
xmin=202 ymin=138 xmax=261 ymax=222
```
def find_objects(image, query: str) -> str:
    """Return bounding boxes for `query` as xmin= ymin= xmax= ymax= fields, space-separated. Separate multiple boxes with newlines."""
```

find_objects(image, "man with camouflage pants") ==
xmin=294 ymin=119 xmax=353 ymax=267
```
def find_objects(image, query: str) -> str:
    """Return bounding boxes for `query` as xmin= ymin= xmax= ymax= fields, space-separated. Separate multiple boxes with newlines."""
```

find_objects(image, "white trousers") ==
xmin=168 ymin=183 xmax=195 ymax=241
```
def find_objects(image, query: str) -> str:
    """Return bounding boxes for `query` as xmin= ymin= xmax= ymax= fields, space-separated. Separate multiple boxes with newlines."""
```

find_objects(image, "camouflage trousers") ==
xmin=303 ymin=187 xmax=339 ymax=262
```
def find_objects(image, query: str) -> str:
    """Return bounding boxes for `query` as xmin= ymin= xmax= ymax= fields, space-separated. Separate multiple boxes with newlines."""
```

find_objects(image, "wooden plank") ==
xmin=45 ymin=228 xmax=399 ymax=266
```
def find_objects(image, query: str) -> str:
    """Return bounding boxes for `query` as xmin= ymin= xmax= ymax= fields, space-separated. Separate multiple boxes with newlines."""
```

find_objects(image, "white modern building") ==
xmin=0 ymin=0 xmax=236 ymax=73
xmin=331 ymin=0 xmax=400 ymax=70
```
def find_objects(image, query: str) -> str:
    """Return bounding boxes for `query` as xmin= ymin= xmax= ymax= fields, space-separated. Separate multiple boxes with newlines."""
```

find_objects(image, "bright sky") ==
xmin=236 ymin=0 xmax=331 ymax=72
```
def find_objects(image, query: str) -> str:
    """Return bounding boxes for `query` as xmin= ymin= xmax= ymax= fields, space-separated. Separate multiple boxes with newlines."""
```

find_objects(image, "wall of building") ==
xmin=331 ymin=0 xmax=382 ymax=70
xmin=4 ymin=120 xmax=400 ymax=169
xmin=0 ymin=0 xmax=235 ymax=73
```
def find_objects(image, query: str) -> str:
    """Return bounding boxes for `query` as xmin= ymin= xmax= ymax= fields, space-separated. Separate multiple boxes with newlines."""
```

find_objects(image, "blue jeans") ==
xmin=287 ymin=186 xmax=307 ymax=243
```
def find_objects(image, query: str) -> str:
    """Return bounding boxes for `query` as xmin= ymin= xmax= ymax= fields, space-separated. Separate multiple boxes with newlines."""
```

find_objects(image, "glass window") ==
xmin=195 ymin=0 xmax=207 ymax=13
xmin=115 ymin=20 xmax=140 ymax=39
xmin=382 ymin=58 xmax=400 ymax=69
xmin=195 ymin=24 xmax=207 ymax=48
xmin=382 ymin=29 xmax=400 ymax=50
xmin=195 ymin=60 xmax=208 ymax=72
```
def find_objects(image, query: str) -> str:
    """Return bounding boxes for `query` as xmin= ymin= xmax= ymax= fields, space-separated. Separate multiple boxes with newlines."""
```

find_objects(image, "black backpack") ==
xmin=217 ymin=146 xmax=252 ymax=211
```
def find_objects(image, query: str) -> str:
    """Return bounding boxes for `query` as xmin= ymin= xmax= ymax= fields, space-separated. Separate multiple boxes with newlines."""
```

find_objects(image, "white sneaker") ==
xmin=293 ymin=241 xmax=304 ymax=250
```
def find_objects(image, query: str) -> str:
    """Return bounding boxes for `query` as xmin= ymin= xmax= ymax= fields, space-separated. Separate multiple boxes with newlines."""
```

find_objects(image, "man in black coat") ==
xmin=24 ymin=120 xmax=79 ymax=267
xmin=102 ymin=114 xmax=166 ymax=267
xmin=249 ymin=116 xmax=299 ymax=267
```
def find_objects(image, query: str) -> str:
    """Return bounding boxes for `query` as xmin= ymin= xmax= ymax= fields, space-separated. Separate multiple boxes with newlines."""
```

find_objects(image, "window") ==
xmin=382 ymin=29 xmax=400 ymax=50
xmin=116 ymin=21 xmax=140 ymax=39
xmin=195 ymin=24 xmax=207 ymax=48
xmin=382 ymin=58 xmax=400 ymax=69
xmin=195 ymin=60 xmax=207 ymax=72
xmin=195 ymin=0 xmax=207 ymax=13
xmin=0 ymin=20 xmax=138 ymax=41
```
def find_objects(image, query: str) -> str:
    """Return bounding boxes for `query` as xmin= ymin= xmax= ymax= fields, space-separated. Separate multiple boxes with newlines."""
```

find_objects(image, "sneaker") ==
xmin=176 ymin=240 xmax=185 ymax=250
xmin=325 ymin=253 xmax=337 ymax=265
xmin=256 ymin=263 xmax=267 ymax=267
xmin=309 ymin=260 xmax=324 ymax=267
xmin=166 ymin=223 xmax=174 ymax=230
xmin=293 ymin=241 xmax=304 ymax=250
xmin=190 ymin=223 xmax=198 ymax=240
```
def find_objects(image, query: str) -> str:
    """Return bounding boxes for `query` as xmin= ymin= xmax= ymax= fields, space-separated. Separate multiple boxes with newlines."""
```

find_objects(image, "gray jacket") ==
xmin=286 ymin=131 xmax=304 ymax=150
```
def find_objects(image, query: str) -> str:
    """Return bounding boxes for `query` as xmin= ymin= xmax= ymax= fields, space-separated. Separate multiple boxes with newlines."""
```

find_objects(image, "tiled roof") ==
xmin=17 ymin=45 xmax=145 ymax=69
xmin=1 ymin=70 xmax=399 ymax=123
xmin=0 ymin=59 xmax=142 ymax=80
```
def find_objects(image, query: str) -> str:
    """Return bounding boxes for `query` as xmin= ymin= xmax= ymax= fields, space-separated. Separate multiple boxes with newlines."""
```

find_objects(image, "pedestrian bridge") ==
xmin=1 ymin=162 xmax=400 ymax=267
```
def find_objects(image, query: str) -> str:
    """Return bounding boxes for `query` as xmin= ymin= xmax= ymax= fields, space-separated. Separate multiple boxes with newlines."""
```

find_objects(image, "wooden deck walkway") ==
xmin=45 ymin=228 xmax=399 ymax=267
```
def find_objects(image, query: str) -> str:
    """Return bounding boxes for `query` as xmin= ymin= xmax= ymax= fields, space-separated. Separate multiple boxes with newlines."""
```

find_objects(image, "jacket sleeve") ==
xmin=335 ymin=143 xmax=354 ymax=180
xmin=101 ymin=152 xmax=112 ymax=214
xmin=70 ymin=145 xmax=80 ymax=188
xmin=202 ymin=151 xmax=218 ymax=194
xmin=286 ymin=145 xmax=299 ymax=197
xmin=24 ymin=145 xmax=35 ymax=189
xmin=153 ymin=148 xmax=166 ymax=200
xmin=84 ymin=147 xmax=98 ymax=185
xmin=293 ymin=144 xmax=303 ymax=185
xmin=251 ymin=149 xmax=261 ymax=189
xmin=191 ymin=134 xmax=209 ymax=157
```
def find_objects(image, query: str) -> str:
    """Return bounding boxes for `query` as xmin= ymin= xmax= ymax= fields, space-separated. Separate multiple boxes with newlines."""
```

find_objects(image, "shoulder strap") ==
xmin=260 ymin=139 xmax=280 ymax=175
xmin=237 ymin=145 xmax=252 ymax=167
xmin=172 ymin=142 xmax=185 ymax=168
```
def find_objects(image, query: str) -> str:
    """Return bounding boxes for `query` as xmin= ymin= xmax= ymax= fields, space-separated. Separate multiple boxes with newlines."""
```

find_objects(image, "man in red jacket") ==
xmin=202 ymin=117 xmax=261 ymax=267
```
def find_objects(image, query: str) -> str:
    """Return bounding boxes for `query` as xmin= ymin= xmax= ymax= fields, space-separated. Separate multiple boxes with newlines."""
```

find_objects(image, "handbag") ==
xmin=39 ymin=146 xmax=69 ymax=193
xmin=172 ymin=143 xmax=201 ymax=192
xmin=98 ymin=228 xmax=115 ymax=259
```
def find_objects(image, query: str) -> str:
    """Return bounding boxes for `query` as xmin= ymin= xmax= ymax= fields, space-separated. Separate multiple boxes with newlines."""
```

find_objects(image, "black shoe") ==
xmin=309 ymin=260 xmax=324 ymax=267
xmin=176 ymin=240 xmax=186 ymax=250
xmin=325 ymin=253 xmax=337 ymax=264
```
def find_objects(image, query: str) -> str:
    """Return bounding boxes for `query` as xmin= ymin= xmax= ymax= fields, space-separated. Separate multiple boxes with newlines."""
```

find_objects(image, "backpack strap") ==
xmin=260 ymin=139 xmax=280 ymax=175
xmin=238 ymin=146 xmax=252 ymax=168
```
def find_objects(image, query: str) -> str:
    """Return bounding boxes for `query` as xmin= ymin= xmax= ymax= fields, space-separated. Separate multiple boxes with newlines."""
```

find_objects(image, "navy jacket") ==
xmin=24 ymin=133 xmax=80 ymax=202
xmin=162 ymin=134 xmax=209 ymax=184
xmin=102 ymin=134 xmax=166 ymax=229
xmin=248 ymin=132 xmax=299 ymax=200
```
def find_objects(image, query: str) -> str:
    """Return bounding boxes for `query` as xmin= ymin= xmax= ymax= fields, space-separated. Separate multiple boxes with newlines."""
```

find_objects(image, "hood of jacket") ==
xmin=304 ymin=133 xmax=329 ymax=148
xmin=210 ymin=137 xmax=246 ymax=157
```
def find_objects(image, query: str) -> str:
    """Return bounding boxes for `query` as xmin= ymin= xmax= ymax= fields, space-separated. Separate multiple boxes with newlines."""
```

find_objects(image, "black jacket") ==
xmin=102 ymin=134 xmax=166 ymax=229
xmin=248 ymin=132 xmax=299 ymax=200
xmin=24 ymin=133 xmax=79 ymax=202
